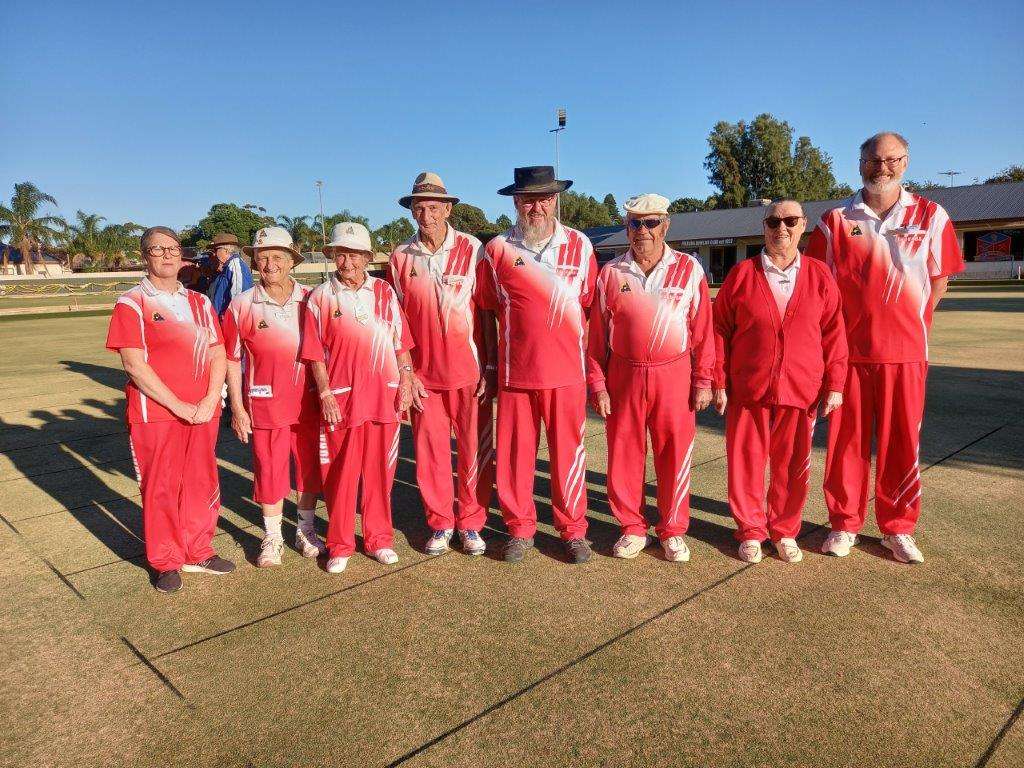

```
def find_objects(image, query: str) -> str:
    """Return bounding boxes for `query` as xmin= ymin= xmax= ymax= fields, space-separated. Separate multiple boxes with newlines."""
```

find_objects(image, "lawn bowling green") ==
xmin=1 ymin=285 xmax=1022 ymax=768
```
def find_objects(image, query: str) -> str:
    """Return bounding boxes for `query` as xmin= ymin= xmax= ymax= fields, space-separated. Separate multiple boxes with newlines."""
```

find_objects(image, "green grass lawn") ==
xmin=1 ymin=289 xmax=1022 ymax=768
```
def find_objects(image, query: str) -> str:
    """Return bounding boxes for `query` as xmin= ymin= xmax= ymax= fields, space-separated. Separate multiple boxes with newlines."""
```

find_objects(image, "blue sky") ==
xmin=2 ymin=0 xmax=1022 ymax=231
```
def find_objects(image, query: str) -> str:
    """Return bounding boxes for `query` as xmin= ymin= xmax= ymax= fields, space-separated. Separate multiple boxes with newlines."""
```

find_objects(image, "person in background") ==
xmin=713 ymin=198 xmax=847 ymax=564
xmin=222 ymin=226 xmax=326 ymax=568
xmin=206 ymin=232 xmax=254 ymax=318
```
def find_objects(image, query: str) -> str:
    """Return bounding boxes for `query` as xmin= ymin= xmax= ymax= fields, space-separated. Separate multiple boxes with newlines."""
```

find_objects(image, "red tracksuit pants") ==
xmin=319 ymin=420 xmax=399 ymax=558
xmin=128 ymin=418 xmax=221 ymax=572
xmin=251 ymin=421 xmax=322 ymax=505
xmin=410 ymin=384 xmax=493 ymax=533
xmin=606 ymin=354 xmax=695 ymax=541
xmin=824 ymin=362 xmax=927 ymax=535
xmin=496 ymin=383 xmax=588 ymax=540
xmin=726 ymin=404 xmax=816 ymax=542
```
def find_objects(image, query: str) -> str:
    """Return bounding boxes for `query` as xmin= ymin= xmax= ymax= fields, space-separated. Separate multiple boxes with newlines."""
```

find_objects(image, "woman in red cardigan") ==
xmin=713 ymin=199 xmax=848 ymax=564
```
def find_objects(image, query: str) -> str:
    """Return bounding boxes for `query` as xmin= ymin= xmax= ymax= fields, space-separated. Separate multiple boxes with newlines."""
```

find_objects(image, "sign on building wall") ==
xmin=976 ymin=232 xmax=1012 ymax=261
xmin=676 ymin=238 xmax=735 ymax=247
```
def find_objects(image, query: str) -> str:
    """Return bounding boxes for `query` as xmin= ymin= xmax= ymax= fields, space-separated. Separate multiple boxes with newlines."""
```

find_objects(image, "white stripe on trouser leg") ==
xmin=128 ymin=435 xmax=142 ymax=484
xmin=667 ymin=438 xmax=695 ymax=527
xmin=388 ymin=426 xmax=400 ymax=470
xmin=564 ymin=422 xmax=588 ymax=512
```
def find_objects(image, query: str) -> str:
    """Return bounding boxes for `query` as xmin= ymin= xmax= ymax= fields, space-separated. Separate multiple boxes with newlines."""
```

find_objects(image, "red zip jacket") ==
xmin=713 ymin=255 xmax=847 ymax=409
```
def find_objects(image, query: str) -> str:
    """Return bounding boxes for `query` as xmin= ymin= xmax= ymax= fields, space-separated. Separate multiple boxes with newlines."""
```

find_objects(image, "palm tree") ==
xmin=0 ymin=182 xmax=64 ymax=275
xmin=64 ymin=211 xmax=107 ymax=268
xmin=277 ymin=214 xmax=314 ymax=253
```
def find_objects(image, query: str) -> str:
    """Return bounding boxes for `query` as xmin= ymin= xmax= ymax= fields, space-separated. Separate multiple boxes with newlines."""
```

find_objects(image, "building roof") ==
xmin=587 ymin=181 xmax=1024 ymax=250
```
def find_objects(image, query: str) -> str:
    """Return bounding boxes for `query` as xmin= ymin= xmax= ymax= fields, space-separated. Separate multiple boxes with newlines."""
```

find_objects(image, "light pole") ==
xmin=550 ymin=108 xmax=566 ymax=217
xmin=315 ymin=180 xmax=327 ymax=280
xmin=940 ymin=170 xmax=962 ymax=187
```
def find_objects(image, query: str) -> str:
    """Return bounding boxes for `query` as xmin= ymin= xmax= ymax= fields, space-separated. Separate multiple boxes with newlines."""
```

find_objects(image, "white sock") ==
xmin=263 ymin=514 xmax=283 ymax=539
xmin=297 ymin=508 xmax=316 ymax=532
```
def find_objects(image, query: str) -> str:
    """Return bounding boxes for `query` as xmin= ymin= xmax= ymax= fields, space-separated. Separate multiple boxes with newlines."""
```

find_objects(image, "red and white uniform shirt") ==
xmin=587 ymin=247 xmax=714 ymax=391
xmin=300 ymin=274 xmax=413 ymax=428
xmin=476 ymin=223 xmax=597 ymax=389
xmin=106 ymin=277 xmax=223 ymax=424
xmin=388 ymin=226 xmax=482 ymax=390
xmin=221 ymin=280 xmax=318 ymax=429
xmin=805 ymin=188 xmax=964 ymax=363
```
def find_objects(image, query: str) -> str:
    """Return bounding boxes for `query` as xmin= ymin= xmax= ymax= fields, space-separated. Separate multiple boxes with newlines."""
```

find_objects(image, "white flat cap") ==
xmin=324 ymin=222 xmax=373 ymax=254
xmin=624 ymin=193 xmax=670 ymax=217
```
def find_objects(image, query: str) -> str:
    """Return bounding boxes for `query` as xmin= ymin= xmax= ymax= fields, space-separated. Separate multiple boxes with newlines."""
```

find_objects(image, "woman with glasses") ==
xmin=712 ymin=199 xmax=848 ymax=564
xmin=105 ymin=226 xmax=235 ymax=593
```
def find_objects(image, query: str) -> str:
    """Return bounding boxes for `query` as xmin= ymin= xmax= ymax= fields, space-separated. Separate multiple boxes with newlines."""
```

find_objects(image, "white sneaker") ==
xmin=459 ymin=530 xmax=486 ymax=556
xmin=775 ymin=537 xmax=803 ymax=563
xmin=325 ymin=556 xmax=349 ymax=574
xmin=612 ymin=534 xmax=649 ymax=559
xmin=372 ymin=548 xmax=399 ymax=565
xmin=738 ymin=539 xmax=763 ymax=563
xmin=295 ymin=526 xmax=327 ymax=559
xmin=662 ymin=536 xmax=690 ymax=562
xmin=881 ymin=533 xmax=924 ymax=564
xmin=256 ymin=535 xmax=284 ymax=568
xmin=425 ymin=529 xmax=454 ymax=555
xmin=822 ymin=530 xmax=857 ymax=557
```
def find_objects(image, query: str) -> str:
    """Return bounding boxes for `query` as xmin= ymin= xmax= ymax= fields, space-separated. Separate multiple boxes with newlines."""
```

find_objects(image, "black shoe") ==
xmin=503 ymin=537 xmax=534 ymax=563
xmin=565 ymin=538 xmax=592 ymax=564
xmin=154 ymin=570 xmax=182 ymax=593
xmin=181 ymin=555 xmax=236 ymax=575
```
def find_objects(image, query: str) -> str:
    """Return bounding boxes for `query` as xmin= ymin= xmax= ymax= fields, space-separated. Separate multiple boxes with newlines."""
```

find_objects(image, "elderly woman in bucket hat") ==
xmin=301 ymin=222 xmax=415 ymax=574
xmin=105 ymin=226 xmax=234 ymax=592
xmin=221 ymin=226 xmax=327 ymax=568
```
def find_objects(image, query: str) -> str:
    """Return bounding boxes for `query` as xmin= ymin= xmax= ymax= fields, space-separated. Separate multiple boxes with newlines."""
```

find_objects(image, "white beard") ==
xmin=863 ymin=177 xmax=901 ymax=195
xmin=517 ymin=215 xmax=555 ymax=248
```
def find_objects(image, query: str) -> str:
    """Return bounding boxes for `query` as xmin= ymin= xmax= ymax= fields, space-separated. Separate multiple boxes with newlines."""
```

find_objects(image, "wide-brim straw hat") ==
xmin=243 ymin=226 xmax=304 ymax=265
xmin=399 ymin=171 xmax=460 ymax=209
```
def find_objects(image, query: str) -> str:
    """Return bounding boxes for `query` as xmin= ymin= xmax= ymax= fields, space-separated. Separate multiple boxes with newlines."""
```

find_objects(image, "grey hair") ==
xmin=860 ymin=132 xmax=909 ymax=159
xmin=764 ymin=198 xmax=805 ymax=219
xmin=140 ymin=226 xmax=180 ymax=251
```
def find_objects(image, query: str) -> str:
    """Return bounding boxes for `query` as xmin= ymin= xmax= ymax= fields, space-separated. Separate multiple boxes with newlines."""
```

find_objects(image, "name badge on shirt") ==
xmin=353 ymin=304 xmax=370 ymax=325
xmin=249 ymin=385 xmax=273 ymax=398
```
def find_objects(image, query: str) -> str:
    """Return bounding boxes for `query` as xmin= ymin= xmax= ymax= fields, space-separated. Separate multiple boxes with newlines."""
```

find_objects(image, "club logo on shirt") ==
xmin=620 ymin=282 xmax=631 ymax=293
xmin=152 ymin=312 xmax=165 ymax=322
xmin=257 ymin=319 xmax=269 ymax=329
xmin=513 ymin=256 xmax=525 ymax=267
xmin=332 ymin=309 xmax=342 ymax=318
xmin=410 ymin=266 xmax=418 ymax=278
xmin=851 ymin=225 xmax=863 ymax=236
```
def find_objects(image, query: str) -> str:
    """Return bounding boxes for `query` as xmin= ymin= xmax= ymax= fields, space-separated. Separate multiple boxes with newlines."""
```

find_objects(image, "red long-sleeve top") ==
xmin=713 ymin=255 xmax=848 ymax=409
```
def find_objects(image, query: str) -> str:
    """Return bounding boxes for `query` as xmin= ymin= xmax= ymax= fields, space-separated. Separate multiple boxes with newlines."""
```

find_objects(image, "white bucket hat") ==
xmin=243 ymin=225 xmax=304 ymax=264
xmin=624 ymin=193 xmax=671 ymax=217
xmin=324 ymin=222 xmax=373 ymax=254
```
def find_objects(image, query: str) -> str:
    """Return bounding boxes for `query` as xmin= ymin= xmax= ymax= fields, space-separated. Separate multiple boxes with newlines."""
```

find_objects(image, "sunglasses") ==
xmin=628 ymin=218 xmax=664 ymax=231
xmin=764 ymin=216 xmax=804 ymax=229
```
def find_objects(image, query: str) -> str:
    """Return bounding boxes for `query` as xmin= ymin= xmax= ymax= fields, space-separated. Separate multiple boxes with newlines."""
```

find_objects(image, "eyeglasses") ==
xmin=764 ymin=216 xmax=804 ymax=229
xmin=628 ymin=218 xmax=664 ymax=231
xmin=860 ymin=156 xmax=907 ymax=169
xmin=146 ymin=245 xmax=181 ymax=256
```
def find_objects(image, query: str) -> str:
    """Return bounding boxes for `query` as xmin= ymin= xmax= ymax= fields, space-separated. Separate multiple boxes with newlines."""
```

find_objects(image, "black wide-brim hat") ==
xmin=497 ymin=165 xmax=573 ymax=196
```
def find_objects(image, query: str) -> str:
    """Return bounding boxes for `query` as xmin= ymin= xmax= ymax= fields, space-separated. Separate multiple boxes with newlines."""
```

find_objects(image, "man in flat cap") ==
xmin=206 ymin=232 xmax=254 ymax=318
xmin=587 ymin=194 xmax=714 ymax=563
xmin=476 ymin=166 xmax=598 ymax=564
xmin=388 ymin=172 xmax=493 ymax=557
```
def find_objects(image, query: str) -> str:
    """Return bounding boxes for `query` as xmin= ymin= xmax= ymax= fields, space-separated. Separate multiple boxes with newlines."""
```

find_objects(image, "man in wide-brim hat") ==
xmin=389 ymin=172 xmax=493 ymax=557
xmin=223 ymin=226 xmax=325 ymax=568
xmin=206 ymin=231 xmax=254 ymax=318
xmin=301 ymin=222 xmax=415 ymax=574
xmin=475 ymin=165 xmax=596 ymax=565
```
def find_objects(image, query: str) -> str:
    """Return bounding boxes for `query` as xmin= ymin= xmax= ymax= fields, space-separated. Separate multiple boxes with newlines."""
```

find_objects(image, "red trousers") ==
xmin=496 ymin=383 xmax=588 ymax=540
xmin=824 ymin=362 xmax=927 ymax=535
xmin=128 ymin=418 xmax=221 ymax=572
xmin=606 ymin=354 xmax=695 ymax=540
xmin=319 ymin=420 xmax=399 ymax=557
xmin=251 ymin=421 xmax=322 ymax=505
xmin=410 ymin=384 xmax=493 ymax=532
xmin=726 ymin=404 xmax=816 ymax=542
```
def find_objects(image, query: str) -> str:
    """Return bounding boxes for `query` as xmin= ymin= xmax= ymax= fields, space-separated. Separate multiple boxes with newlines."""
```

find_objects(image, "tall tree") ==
xmin=0 ymin=182 xmax=64 ymax=275
xmin=904 ymin=179 xmax=944 ymax=192
xmin=986 ymin=165 xmax=1024 ymax=184
xmin=449 ymin=203 xmax=497 ymax=238
xmin=704 ymin=114 xmax=847 ymax=206
xmin=495 ymin=214 xmax=513 ymax=230
xmin=668 ymin=197 xmax=709 ymax=214
xmin=193 ymin=203 xmax=271 ymax=248
xmin=373 ymin=217 xmax=415 ymax=251
xmin=558 ymin=190 xmax=613 ymax=230
xmin=602 ymin=194 xmax=622 ymax=224
xmin=277 ymin=214 xmax=315 ymax=253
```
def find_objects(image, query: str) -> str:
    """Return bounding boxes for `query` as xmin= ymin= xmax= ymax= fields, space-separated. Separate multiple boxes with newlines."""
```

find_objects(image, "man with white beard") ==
xmin=805 ymin=132 xmax=964 ymax=564
xmin=476 ymin=166 xmax=597 ymax=564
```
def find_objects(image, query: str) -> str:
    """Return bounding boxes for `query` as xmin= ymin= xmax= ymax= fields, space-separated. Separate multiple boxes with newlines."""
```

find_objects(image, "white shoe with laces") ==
xmin=373 ymin=548 xmax=399 ymax=565
xmin=295 ymin=526 xmax=327 ymax=559
xmin=775 ymin=537 xmax=803 ymax=563
xmin=256 ymin=535 xmax=284 ymax=568
xmin=325 ymin=556 xmax=349 ymax=574
xmin=822 ymin=530 xmax=857 ymax=557
xmin=738 ymin=539 xmax=763 ymax=563
xmin=612 ymin=534 xmax=649 ymax=559
xmin=662 ymin=536 xmax=690 ymax=562
xmin=881 ymin=533 xmax=924 ymax=564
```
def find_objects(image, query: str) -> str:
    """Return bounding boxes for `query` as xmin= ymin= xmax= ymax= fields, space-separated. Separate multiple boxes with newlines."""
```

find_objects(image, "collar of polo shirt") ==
xmin=254 ymin=278 xmax=302 ymax=305
xmin=329 ymin=273 xmax=373 ymax=295
xmin=761 ymin=251 xmax=801 ymax=276
xmin=623 ymin=244 xmax=676 ymax=278
xmin=141 ymin=276 xmax=186 ymax=297
xmin=850 ymin=186 xmax=916 ymax=220
xmin=413 ymin=223 xmax=455 ymax=258
xmin=508 ymin=220 xmax=569 ymax=253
